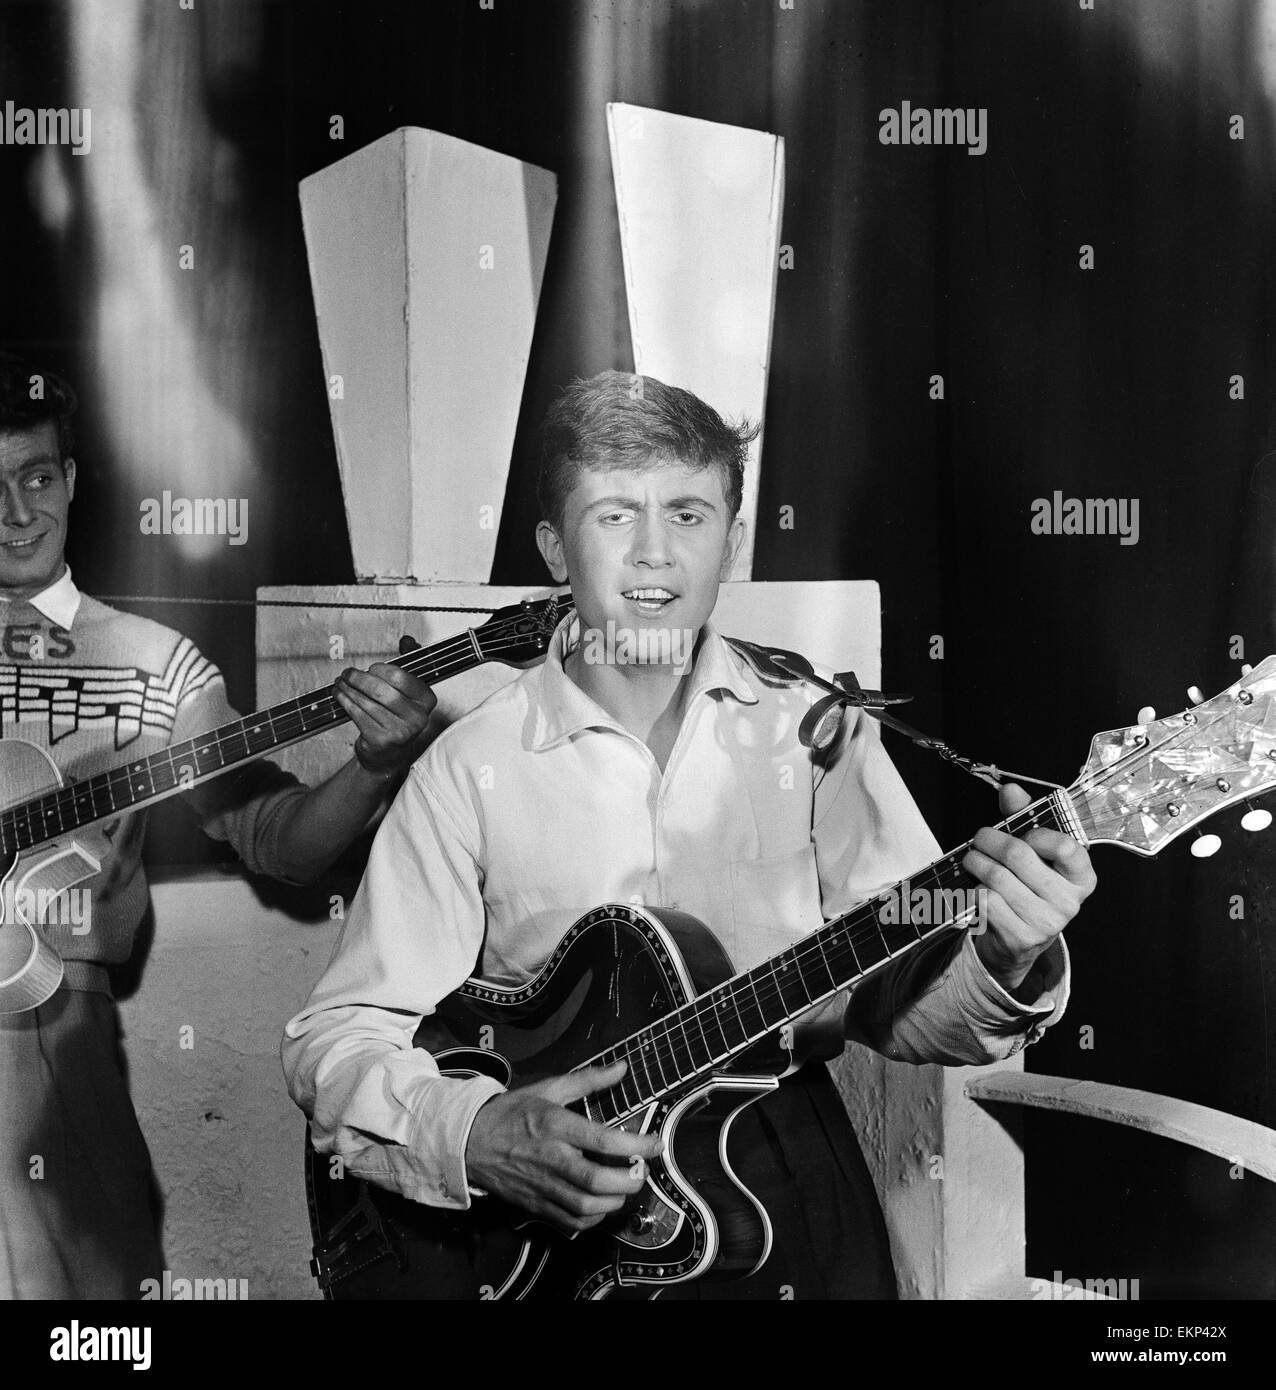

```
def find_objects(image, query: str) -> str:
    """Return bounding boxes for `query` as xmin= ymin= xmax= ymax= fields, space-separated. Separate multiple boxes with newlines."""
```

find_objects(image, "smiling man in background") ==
xmin=0 ymin=351 xmax=438 ymax=1298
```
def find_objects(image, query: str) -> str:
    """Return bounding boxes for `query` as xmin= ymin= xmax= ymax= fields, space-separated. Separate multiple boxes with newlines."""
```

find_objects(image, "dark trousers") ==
xmin=0 ymin=988 xmax=164 ymax=1299
xmin=658 ymin=1061 xmax=898 ymax=1301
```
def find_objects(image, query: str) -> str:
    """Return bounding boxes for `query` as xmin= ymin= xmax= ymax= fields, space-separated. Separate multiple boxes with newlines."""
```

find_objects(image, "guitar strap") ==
xmin=725 ymin=635 xmax=1062 ymax=792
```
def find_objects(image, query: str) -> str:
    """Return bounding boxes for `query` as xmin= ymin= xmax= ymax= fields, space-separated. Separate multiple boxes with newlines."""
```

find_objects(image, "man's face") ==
xmin=0 ymin=422 xmax=74 ymax=600
xmin=536 ymin=458 xmax=744 ymax=656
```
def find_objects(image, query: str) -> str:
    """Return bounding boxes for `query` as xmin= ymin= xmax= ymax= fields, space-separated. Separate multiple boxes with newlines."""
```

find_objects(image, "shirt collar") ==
xmin=0 ymin=565 xmax=81 ymax=630
xmin=530 ymin=612 xmax=758 ymax=751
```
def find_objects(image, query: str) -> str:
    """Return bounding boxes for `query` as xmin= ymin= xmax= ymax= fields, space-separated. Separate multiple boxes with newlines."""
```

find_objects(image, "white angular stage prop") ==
xmin=299 ymin=129 xmax=557 ymax=582
xmin=607 ymin=103 xmax=784 ymax=581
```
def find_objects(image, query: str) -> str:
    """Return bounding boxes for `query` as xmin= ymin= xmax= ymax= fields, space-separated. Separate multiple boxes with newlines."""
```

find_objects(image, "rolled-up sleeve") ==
xmin=813 ymin=705 xmax=1070 ymax=1065
xmin=281 ymin=761 xmax=505 ymax=1209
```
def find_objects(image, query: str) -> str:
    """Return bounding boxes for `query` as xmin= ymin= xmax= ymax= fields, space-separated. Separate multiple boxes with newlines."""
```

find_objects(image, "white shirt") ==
xmin=283 ymin=619 xmax=1068 ymax=1210
xmin=0 ymin=564 xmax=82 ymax=629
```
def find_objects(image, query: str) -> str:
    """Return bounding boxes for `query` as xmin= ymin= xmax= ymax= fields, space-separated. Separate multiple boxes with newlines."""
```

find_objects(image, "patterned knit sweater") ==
xmin=0 ymin=588 xmax=308 ymax=966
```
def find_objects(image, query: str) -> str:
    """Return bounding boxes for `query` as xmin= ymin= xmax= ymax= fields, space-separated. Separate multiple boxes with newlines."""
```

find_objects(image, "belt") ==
xmin=59 ymin=960 xmax=114 ymax=997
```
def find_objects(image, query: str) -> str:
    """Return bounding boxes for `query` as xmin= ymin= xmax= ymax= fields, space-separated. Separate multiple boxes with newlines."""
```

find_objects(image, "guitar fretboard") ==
xmin=585 ymin=794 xmax=1071 ymax=1125
xmin=0 ymin=602 xmax=563 ymax=858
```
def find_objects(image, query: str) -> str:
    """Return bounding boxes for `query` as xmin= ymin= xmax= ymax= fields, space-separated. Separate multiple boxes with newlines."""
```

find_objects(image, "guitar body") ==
xmin=0 ymin=738 xmax=110 ymax=1013
xmin=305 ymin=905 xmax=792 ymax=1300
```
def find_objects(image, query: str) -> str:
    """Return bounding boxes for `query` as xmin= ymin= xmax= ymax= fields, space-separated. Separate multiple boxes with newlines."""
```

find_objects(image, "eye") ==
xmin=598 ymin=510 xmax=633 ymax=525
xmin=670 ymin=511 xmax=702 ymax=525
xmin=24 ymin=472 xmax=53 ymax=491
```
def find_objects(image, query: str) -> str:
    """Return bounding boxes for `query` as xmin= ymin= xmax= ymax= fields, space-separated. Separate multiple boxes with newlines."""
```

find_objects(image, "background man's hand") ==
xmin=335 ymin=660 xmax=436 ymax=776
xmin=964 ymin=782 xmax=1097 ymax=996
xmin=465 ymin=1061 xmax=664 ymax=1233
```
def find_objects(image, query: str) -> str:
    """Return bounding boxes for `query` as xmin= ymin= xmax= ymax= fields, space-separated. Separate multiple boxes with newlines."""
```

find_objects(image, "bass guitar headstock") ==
xmin=474 ymin=591 xmax=574 ymax=668
xmin=1069 ymin=657 xmax=1276 ymax=856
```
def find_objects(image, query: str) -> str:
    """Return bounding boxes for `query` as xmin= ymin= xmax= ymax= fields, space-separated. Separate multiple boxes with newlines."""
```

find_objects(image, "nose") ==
xmin=1 ymin=483 xmax=34 ymax=529
xmin=627 ymin=512 xmax=673 ymax=569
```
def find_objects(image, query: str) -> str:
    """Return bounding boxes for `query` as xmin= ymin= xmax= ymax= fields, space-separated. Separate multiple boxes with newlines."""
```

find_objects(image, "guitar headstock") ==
xmin=474 ymin=591 xmax=574 ymax=667
xmin=1069 ymin=656 xmax=1276 ymax=856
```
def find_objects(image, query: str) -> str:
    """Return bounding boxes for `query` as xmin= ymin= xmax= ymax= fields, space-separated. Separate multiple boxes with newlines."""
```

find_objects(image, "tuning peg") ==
xmin=1187 ymin=685 xmax=1205 ymax=705
xmin=1137 ymin=706 xmax=1156 ymax=725
xmin=1242 ymin=663 xmax=1254 ymax=676
xmin=1241 ymin=805 xmax=1273 ymax=833
xmin=1190 ymin=832 xmax=1222 ymax=858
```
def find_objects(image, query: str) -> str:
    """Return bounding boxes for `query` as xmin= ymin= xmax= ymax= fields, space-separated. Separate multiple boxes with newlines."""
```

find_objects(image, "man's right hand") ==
xmin=465 ymin=1061 xmax=663 ymax=1233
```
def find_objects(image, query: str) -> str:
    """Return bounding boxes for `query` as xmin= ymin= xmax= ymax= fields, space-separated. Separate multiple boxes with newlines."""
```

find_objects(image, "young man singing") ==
xmin=284 ymin=370 xmax=1097 ymax=1299
xmin=0 ymin=353 xmax=437 ymax=1298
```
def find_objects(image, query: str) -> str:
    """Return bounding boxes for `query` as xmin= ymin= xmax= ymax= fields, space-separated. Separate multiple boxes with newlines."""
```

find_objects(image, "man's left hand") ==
xmin=963 ymin=782 xmax=1097 ymax=996
xmin=334 ymin=663 xmax=437 ymax=777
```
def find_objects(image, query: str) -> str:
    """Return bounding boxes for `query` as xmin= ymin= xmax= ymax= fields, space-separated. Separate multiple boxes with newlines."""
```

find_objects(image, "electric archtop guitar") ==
xmin=305 ymin=657 xmax=1276 ymax=1300
xmin=0 ymin=592 xmax=573 ymax=1014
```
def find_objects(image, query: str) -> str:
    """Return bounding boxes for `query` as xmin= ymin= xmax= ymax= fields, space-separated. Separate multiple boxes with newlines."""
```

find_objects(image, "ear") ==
xmin=63 ymin=457 xmax=76 ymax=502
xmin=719 ymin=515 xmax=746 ymax=579
xmin=535 ymin=520 xmax=568 ymax=584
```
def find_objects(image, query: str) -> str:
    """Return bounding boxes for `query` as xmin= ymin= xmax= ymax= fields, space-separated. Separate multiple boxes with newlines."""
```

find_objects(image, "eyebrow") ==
xmin=585 ymin=494 xmax=720 ymax=513
xmin=0 ymin=454 xmax=62 ymax=477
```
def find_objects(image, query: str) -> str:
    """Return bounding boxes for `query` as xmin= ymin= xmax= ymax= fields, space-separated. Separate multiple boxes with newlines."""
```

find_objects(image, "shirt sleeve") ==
xmin=281 ymin=758 xmax=505 ymax=1210
xmin=812 ymin=703 xmax=1071 ymax=1064
xmin=165 ymin=657 xmax=314 ymax=883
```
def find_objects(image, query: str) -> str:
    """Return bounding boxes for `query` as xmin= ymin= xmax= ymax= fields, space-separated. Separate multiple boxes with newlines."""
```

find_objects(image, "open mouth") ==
xmin=621 ymin=587 xmax=678 ymax=614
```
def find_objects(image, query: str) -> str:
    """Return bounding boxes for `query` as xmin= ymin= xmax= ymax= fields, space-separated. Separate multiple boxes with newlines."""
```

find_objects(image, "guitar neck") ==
xmin=587 ymin=788 xmax=1082 ymax=1124
xmin=0 ymin=622 xmax=499 ymax=858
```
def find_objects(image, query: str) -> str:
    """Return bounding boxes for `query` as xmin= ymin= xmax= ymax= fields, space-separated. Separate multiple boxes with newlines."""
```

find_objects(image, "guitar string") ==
xmin=591 ymin=698 xmax=1259 ymax=1119
xmin=0 ymin=612 xmax=565 ymax=850
xmin=603 ymin=698 xmax=1258 ymax=1116
xmin=590 ymin=798 xmax=1061 ymax=1118
xmin=1 ymin=628 xmax=544 ymax=843
xmin=602 ymin=701 xmax=1246 ymax=1114
xmin=0 ymin=631 xmax=496 ymax=843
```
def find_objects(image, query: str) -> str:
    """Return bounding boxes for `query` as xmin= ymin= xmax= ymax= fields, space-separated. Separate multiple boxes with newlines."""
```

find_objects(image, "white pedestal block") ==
xmin=608 ymin=103 xmax=784 ymax=581
xmin=300 ymin=129 xmax=557 ymax=582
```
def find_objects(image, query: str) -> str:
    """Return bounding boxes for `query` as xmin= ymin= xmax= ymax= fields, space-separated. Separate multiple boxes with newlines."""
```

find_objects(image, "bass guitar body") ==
xmin=305 ymin=905 xmax=791 ymax=1300
xmin=0 ymin=738 xmax=109 ymax=1013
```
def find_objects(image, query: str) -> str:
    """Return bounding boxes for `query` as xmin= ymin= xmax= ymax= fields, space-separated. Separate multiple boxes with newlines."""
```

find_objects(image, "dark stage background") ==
xmin=1 ymin=0 xmax=1272 ymax=1298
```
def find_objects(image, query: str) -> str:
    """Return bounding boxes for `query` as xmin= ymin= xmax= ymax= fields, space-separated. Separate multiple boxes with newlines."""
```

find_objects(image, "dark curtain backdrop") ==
xmin=0 ymin=0 xmax=1272 ymax=1298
